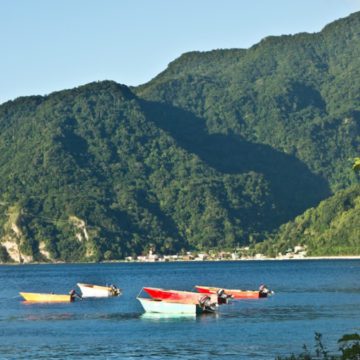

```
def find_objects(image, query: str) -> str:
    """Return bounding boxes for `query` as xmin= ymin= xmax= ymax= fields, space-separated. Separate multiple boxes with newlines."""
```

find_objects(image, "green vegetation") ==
xmin=136 ymin=12 xmax=360 ymax=192
xmin=353 ymin=158 xmax=360 ymax=172
xmin=276 ymin=332 xmax=360 ymax=360
xmin=0 ymin=82 xmax=295 ymax=262
xmin=255 ymin=185 xmax=360 ymax=257
xmin=1 ymin=11 xmax=360 ymax=262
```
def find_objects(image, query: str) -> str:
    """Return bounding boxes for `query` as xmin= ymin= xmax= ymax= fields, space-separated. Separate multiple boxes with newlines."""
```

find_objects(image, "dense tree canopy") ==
xmin=255 ymin=185 xmax=360 ymax=257
xmin=136 ymin=11 xmax=360 ymax=191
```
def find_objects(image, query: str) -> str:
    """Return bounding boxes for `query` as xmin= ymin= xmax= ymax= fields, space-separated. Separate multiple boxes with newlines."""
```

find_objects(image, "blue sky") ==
xmin=1 ymin=0 xmax=360 ymax=104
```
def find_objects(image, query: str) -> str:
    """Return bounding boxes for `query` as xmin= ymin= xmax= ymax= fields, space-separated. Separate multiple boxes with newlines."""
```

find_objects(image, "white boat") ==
xmin=77 ymin=283 xmax=121 ymax=298
xmin=137 ymin=297 xmax=216 ymax=315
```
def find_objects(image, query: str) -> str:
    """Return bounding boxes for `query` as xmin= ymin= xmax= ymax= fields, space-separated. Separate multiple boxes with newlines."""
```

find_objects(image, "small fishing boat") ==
xmin=77 ymin=283 xmax=121 ymax=298
xmin=143 ymin=287 xmax=220 ymax=304
xmin=137 ymin=296 xmax=217 ymax=315
xmin=19 ymin=292 xmax=73 ymax=303
xmin=195 ymin=285 xmax=273 ymax=299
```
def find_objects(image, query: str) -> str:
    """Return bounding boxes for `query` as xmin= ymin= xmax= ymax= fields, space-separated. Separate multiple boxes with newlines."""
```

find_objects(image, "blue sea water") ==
xmin=0 ymin=260 xmax=359 ymax=359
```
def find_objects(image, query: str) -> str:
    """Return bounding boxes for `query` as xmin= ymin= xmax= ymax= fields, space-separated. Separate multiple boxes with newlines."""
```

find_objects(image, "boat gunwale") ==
xmin=195 ymin=285 xmax=260 ymax=294
xmin=77 ymin=283 xmax=114 ymax=291
xmin=19 ymin=292 xmax=73 ymax=303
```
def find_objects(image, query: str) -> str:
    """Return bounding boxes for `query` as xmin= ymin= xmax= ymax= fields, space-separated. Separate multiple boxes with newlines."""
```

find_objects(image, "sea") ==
xmin=0 ymin=260 xmax=359 ymax=359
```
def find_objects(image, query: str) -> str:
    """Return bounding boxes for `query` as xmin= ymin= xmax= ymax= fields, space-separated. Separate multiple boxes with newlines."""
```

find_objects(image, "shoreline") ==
xmin=1 ymin=255 xmax=360 ymax=266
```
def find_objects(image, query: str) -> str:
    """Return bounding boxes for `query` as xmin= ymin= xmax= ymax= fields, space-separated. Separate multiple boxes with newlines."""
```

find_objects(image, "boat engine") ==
xmin=217 ymin=289 xmax=232 ymax=304
xmin=110 ymin=284 xmax=121 ymax=296
xmin=69 ymin=289 xmax=82 ymax=300
xmin=259 ymin=284 xmax=273 ymax=297
xmin=199 ymin=295 xmax=217 ymax=312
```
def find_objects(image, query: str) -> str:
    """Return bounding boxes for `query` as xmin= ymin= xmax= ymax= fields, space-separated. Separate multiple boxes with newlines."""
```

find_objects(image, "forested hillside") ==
xmin=136 ymin=11 xmax=360 ymax=191
xmin=254 ymin=185 xmax=360 ymax=256
xmin=1 ymin=11 xmax=360 ymax=262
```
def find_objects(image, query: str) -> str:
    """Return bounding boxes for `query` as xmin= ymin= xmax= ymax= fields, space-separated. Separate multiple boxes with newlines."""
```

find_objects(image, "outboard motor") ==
xmin=199 ymin=295 xmax=217 ymax=313
xmin=110 ymin=284 xmax=121 ymax=296
xmin=259 ymin=284 xmax=273 ymax=297
xmin=217 ymin=289 xmax=231 ymax=304
xmin=69 ymin=289 xmax=82 ymax=301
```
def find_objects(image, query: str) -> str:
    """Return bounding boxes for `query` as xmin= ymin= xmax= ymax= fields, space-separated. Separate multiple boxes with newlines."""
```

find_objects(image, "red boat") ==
xmin=195 ymin=285 xmax=272 ymax=299
xmin=143 ymin=287 xmax=220 ymax=304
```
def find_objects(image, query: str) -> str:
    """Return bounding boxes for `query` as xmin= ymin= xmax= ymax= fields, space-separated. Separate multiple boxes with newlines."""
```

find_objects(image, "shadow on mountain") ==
xmin=140 ymin=99 xmax=331 ymax=223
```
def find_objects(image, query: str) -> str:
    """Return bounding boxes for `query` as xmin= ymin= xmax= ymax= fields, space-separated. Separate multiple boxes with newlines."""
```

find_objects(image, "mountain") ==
xmin=1 ymin=12 xmax=360 ymax=262
xmin=0 ymin=81 xmax=327 ymax=263
xmin=254 ymin=184 xmax=360 ymax=256
xmin=136 ymin=11 xmax=360 ymax=191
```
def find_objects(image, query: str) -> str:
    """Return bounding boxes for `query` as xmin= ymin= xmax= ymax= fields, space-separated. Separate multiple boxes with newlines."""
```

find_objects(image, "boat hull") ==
xmin=143 ymin=287 xmax=218 ymax=304
xmin=20 ymin=292 xmax=73 ymax=303
xmin=77 ymin=283 xmax=120 ymax=298
xmin=195 ymin=286 xmax=266 ymax=299
xmin=138 ymin=298 xmax=211 ymax=314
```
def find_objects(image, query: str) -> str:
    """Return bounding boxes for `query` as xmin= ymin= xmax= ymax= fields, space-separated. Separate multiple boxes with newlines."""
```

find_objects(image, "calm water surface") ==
xmin=0 ymin=260 xmax=359 ymax=359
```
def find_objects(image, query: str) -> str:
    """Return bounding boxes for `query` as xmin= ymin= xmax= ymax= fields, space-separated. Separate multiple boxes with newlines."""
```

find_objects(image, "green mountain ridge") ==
xmin=136 ymin=11 xmax=360 ymax=190
xmin=1 ymin=11 xmax=360 ymax=262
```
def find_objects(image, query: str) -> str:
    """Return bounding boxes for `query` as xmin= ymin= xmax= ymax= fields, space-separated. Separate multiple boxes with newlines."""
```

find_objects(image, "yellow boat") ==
xmin=19 ymin=292 xmax=73 ymax=303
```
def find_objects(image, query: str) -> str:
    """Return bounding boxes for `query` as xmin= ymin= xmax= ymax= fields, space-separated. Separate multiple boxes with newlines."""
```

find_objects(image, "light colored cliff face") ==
xmin=1 ymin=216 xmax=52 ymax=263
xmin=2 ymin=238 xmax=22 ymax=262
xmin=69 ymin=216 xmax=89 ymax=242
xmin=1 ymin=211 xmax=33 ymax=263
xmin=0 ymin=223 xmax=34 ymax=263
xmin=39 ymin=241 xmax=51 ymax=260
xmin=0 ymin=207 xmax=97 ymax=263
xmin=69 ymin=215 xmax=96 ymax=258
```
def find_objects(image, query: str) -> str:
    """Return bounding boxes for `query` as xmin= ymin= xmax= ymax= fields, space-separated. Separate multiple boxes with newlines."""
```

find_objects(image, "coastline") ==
xmin=1 ymin=255 xmax=360 ymax=266
xmin=237 ymin=255 xmax=360 ymax=261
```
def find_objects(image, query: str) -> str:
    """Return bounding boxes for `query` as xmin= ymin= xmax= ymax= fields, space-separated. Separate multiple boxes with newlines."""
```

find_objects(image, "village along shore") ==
xmin=122 ymin=247 xmax=360 ymax=263
xmin=2 ymin=246 xmax=360 ymax=265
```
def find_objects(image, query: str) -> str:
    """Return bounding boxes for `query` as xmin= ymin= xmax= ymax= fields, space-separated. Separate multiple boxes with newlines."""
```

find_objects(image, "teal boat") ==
xmin=137 ymin=297 xmax=216 ymax=315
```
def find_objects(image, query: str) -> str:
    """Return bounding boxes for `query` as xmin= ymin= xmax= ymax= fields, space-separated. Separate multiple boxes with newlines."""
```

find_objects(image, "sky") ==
xmin=1 ymin=0 xmax=360 ymax=104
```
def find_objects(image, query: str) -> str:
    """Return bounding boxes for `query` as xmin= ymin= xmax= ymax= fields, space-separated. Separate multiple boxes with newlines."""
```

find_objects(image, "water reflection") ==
xmin=141 ymin=311 xmax=220 ymax=322
xmin=96 ymin=312 xmax=140 ymax=321
xmin=5 ymin=312 xmax=141 ymax=322
xmin=21 ymin=300 xmax=73 ymax=305
xmin=141 ymin=312 xmax=196 ymax=321
xmin=10 ymin=310 xmax=221 ymax=323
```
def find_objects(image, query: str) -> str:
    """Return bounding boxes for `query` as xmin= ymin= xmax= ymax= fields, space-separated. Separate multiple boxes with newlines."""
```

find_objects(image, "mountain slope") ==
xmin=1 ymin=81 xmax=321 ymax=262
xmin=136 ymin=11 xmax=360 ymax=191
xmin=254 ymin=185 xmax=360 ymax=256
